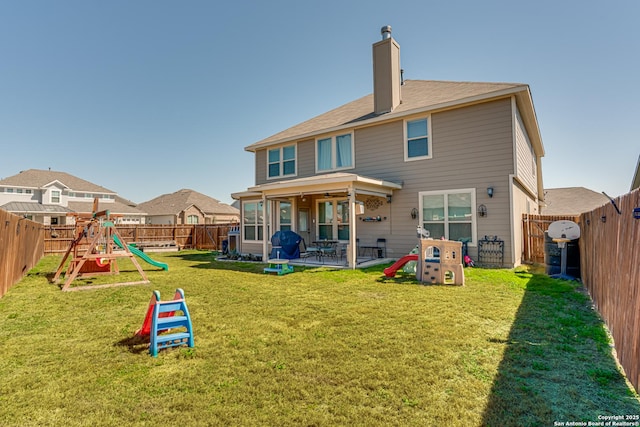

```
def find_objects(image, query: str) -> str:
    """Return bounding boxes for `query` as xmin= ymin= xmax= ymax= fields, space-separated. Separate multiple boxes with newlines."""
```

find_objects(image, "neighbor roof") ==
xmin=0 ymin=202 xmax=73 ymax=214
xmin=67 ymin=200 xmax=146 ymax=216
xmin=0 ymin=169 xmax=116 ymax=194
xmin=245 ymin=79 xmax=543 ymax=156
xmin=137 ymin=189 xmax=239 ymax=216
xmin=542 ymin=187 xmax=609 ymax=215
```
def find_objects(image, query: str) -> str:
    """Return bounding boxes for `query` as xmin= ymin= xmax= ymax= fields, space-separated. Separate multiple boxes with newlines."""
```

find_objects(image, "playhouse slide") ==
xmin=112 ymin=235 xmax=169 ymax=271
xmin=383 ymin=254 xmax=419 ymax=278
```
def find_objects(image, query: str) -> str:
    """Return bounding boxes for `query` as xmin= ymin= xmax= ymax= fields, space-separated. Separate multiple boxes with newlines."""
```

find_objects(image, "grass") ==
xmin=0 ymin=251 xmax=638 ymax=426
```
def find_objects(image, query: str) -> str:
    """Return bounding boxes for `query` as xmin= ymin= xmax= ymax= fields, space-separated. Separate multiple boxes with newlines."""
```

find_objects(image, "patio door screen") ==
xmin=317 ymin=199 xmax=350 ymax=240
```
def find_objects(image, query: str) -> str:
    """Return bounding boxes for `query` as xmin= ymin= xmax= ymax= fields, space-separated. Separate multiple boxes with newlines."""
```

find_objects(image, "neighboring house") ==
xmin=541 ymin=187 xmax=608 ymax=216
xmin=137 ymin=189 xmax=240 ymax=225
xmin=231 ymin=26 xmax=545 ymax=268
xmin=0 ymin=169 xmax=146 ymax=225
xmin=632 ymin=154 xmax=640 ymax=192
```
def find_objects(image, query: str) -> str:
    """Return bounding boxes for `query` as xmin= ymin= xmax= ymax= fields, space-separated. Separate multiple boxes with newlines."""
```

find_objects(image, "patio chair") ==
xmin=320 ymin=243 xmax=338 ymax=262
xmin=376 ymin=238 xmax=387 ymax=258
xmin=298 ymin=239 xmax=313 ymax=263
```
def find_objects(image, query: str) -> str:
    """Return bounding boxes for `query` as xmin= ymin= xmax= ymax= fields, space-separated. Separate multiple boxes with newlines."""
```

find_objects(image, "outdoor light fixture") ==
xmin=411 ymin=208 xmax=418 ymax=219
xmin=477 ymin=204 xmax=487 ymax=217
xmin=386 ymin=195 xmax=392 ymax=203
xmin=487 ymin=187 xmax=494 ymax=198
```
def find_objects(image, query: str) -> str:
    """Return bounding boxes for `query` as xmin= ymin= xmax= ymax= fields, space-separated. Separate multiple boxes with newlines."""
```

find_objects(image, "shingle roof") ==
xmin=137 ymin=189 xmax=239 ymax=216
xmin=67 ymin=201 xmax=146 ymax=215
xmin=0 ymin=169 xmax=116 ymax=194
xmin=246 ymin=79 xmax=529 ymax=151
xmin=542 ymin=187 xmax=609 ymax=215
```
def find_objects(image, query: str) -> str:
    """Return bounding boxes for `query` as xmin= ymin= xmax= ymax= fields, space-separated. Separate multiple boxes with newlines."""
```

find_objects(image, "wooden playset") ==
xmin=51 ymin=199 xmax=150 ymax=291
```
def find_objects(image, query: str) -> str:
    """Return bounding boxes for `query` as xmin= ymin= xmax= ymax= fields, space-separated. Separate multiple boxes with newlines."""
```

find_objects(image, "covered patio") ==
xmin=231 ymin=172 xmax=402 ymax=269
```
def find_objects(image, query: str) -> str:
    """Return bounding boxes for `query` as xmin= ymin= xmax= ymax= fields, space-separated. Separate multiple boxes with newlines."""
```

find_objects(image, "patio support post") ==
xmin=348 ymin=188 xmax=357 ymax=269
xmin=262 ymin=194 xmax=269 ymax=262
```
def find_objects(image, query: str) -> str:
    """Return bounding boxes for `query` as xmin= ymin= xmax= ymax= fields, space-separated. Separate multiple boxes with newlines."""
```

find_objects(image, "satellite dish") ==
xmin=548 ymin=220 xmax=580 ymax=240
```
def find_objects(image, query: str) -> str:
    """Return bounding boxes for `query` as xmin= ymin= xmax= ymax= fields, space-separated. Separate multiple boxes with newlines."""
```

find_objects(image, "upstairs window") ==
xmin=51 ymin=190 xmax=61 ymax=204
xmin=317 ymin=133 xmax=353 ymax=172
xmin=268 ymin=145 xmax=296 ymax=179
xmin=405 ymin=117 xmax=432 ymax=160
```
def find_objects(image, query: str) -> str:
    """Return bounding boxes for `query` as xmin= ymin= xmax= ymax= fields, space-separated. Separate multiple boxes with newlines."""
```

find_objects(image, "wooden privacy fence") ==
xmin=579 ymin=189 xmax=640 ymax=393
xmin=522 ymin=213 xmax=580 ymax=264
xmin=44 ymin=223 xmax=238 ymax=254
xmin=0 ymin=209 xmax=44 ymax=298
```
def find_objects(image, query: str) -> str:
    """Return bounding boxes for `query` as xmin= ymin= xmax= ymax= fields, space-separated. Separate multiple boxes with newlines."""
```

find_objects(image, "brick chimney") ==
xmin=372 ymin=25 xmax=401 ymax=115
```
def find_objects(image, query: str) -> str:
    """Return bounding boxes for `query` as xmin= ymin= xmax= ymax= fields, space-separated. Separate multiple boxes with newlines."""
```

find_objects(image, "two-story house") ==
xmin=0 ymin=169 xmax=146 ymax=225
xmin=232 ymin=26 xmax=544 ymax=269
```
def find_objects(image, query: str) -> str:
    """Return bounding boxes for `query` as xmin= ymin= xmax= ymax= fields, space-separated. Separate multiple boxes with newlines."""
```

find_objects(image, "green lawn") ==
xmin=0 ymin=251 xmax=638 ymax=426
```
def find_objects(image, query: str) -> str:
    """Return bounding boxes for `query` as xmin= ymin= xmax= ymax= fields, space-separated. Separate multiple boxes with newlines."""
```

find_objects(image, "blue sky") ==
xmin=1 ymin=0 xmax=638 ymax=204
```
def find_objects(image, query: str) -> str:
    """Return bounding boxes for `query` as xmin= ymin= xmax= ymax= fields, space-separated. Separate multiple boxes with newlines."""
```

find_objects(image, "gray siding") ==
xmin=515 ymin=107 xmax=537 ymax=195
xmin=352 ymin=98 xmax=516 ymax=264
xmin=255 ymin=139 xmax=316 ymax=186
xmin=249 ymin=97 xmax=520 ymax=266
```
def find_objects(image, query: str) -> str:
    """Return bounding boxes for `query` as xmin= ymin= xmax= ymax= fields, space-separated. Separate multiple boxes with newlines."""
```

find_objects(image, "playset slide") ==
xmin=383 ymin=254 xmax=418 ymax=278
xmin=112 ymin=235 xmax=169 ymax=271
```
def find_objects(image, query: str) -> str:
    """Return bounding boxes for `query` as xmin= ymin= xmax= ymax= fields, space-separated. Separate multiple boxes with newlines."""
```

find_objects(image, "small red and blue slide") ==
xmin=383 ymin=254 xmax=418 ymax=277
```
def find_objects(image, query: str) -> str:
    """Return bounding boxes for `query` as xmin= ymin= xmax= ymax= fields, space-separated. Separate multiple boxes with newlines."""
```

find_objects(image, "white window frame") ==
xmin=242 ymin=200 xmax=265 ymax=243
xmin=418 ymin=188 xmax=476 ymax=245
xmin=278 ymin=201 xmax=292 ymax=232
xmin=315 ymin=197 xmax=350 ymax=241
xmin=267 ymin=144 xmax=297 ymax=180
xmin=404 ymin=116 xmax=432 ymax=161
xmin=50 ymin=190 xmax=61 ymax=204
xmin=187 ymin=215 xmax=199 ymax=224
xmin=315 ymin=132 xmax=355 ymax=173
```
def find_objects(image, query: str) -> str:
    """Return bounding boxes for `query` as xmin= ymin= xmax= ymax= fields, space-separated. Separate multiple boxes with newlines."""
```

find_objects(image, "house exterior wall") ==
xmin=147 ymin=215 xmax=175 ymax=225
xmin=246 ymin=97 xmax=525 ymax=266
xmin=0 ymin=188 xmax=38 ymax=205
xmin=511 ymin=178 xmax=539 ymax=266
xmin=514 ymin=107 xmax=538 ymax=196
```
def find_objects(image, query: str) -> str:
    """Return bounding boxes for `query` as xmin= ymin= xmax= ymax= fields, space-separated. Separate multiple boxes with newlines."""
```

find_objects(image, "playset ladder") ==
xmin=149 ymin=288 xmax=194 ymax=357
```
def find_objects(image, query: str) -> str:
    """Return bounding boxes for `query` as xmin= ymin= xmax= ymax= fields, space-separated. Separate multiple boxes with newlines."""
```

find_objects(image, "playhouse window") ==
xmin=419 ymin=189 xmax=475 ymax=244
